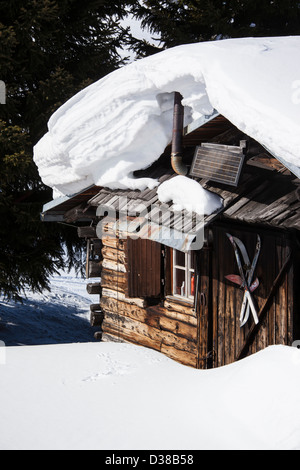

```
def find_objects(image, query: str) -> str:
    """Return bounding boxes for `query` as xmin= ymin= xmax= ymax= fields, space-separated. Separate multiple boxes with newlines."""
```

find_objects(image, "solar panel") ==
xmin=189 ymin=141 xmax=246 ymax=186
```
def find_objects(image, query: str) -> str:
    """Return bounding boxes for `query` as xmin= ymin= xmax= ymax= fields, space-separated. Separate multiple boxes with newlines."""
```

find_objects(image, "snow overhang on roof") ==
xmin=41 ymin=106 xmax=300 ymax=247
xmin=40 ymin=110 xmax=225 ymax=223
xmin=34 ymin=37 xmax=300 ymax=199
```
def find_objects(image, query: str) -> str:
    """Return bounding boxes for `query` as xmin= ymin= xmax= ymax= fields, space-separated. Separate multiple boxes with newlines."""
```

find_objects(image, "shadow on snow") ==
xmin=0 ymin=288 xmax=98 ymax=346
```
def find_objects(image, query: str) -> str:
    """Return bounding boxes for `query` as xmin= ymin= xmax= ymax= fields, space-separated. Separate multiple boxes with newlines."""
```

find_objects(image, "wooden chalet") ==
xmin=42 ymin=94 xmax=300 ymax=368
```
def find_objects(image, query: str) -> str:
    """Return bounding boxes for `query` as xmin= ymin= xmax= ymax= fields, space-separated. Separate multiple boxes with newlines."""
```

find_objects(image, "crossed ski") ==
xmin=226 ymin=233 xmax=261 ymax=327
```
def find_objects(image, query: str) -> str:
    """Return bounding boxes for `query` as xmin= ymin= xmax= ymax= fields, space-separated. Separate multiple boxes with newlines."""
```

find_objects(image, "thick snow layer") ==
xmin=157 ymin=175 xmax=223 ymax=215
xmin=1 ymin=341 xmax=300 ymax=450
xmin=33 ymin=36 xmax=300 ymax=198
xmin=1 ymin=273 xmax=300 ymax=450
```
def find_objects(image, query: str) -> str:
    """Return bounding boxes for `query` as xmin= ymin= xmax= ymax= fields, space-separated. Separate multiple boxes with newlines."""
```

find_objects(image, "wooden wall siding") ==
xmin=195 ymin=248 xmax=212 ymax=369
xmin=99 ymin=234 xmax=198 ymax=367
xmin=92 ymin=219 xmax=296 ymax=369
xmin=211 ymin=225 xmax=295 ymax=367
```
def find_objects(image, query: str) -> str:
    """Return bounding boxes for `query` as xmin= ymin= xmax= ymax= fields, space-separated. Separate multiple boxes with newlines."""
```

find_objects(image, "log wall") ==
xmin=87 ymin=221 xmax=297 ymax=369
xmin=98 ymin=234 xmax=198 ymax=367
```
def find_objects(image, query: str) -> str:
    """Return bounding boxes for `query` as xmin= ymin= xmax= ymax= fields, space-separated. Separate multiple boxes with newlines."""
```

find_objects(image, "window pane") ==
xmin=174 ymin=250 xmax=186 ymax=268
xmin=189 ymin=271 xmax=195 ymax=297
xmin=174 ymin=268 xmax=186 ymax=296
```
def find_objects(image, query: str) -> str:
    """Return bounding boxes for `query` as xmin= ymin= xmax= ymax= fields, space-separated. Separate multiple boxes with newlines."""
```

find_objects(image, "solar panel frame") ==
xmin=189 ymin=141 xmax=246 ymax=186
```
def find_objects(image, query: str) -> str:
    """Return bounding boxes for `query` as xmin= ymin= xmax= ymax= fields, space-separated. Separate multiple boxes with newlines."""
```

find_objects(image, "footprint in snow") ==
xmin=82 ymin=355 xmax=133 ymax=382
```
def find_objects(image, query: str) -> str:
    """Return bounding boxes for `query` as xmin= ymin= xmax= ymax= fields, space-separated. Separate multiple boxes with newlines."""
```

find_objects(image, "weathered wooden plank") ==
xmin=226 ymin=273 xmax=236 ymax=365
xmin=102 ymin=258 xmax=126 ymax=273
xmin=265 ymin=235 xmax=276 ymax=348
xmin=197 ymin=249 xmax=211 ymax=369
xmin=211 ymin=228 xmax=219 ymax=368
xmin=102 ymin=235 xmax=125 ymax=250
xmin=271 ymin=208 xmax=298 ymax=226
xmin=101 ymin=288 xmax=147 ymax=308
xmin=160 ymin=344 xmax=197 ymax=367
xmin=102 ymin=311 xmax=197 ymax=354
xmin=224 ymin=180 xmax=270 ymax=219
xmin=277 ymin=238 xmax=288 ymax=345
xmin=101 ymin=267 xmax=126 ymax=292
xmin=287 ymin=257 xmax=294 ymax=346
xmin=163 ymin=299 xmax=197 ymax=326
xmin=101 ymin=296 xmax=197 ymax=341
xmin=101 ymin=322 xmax=162 ymax=352
xmin=283 ymin=212 xmax=300 ymax=230
xmin=237 ymin=248 xmax=292 ymax=360
xmin=163 ymin=297 xmax=195 ymax=313
xmin=64 ymin=204 xmax=96 ymax=223
xmin=248 ymin=192 xmax=298 ymax=223
xmin=102 ymin=245 xmax=126 ymax=265
xmin=217 ymin=230 xmax=226 ymax=367
xmin=101 ymin=333 xmax=130 ymax=344
xmin=159 ymin=314 xmax=197 ymax=342
xmin=101 ymin=296 xmax=158 ymax=327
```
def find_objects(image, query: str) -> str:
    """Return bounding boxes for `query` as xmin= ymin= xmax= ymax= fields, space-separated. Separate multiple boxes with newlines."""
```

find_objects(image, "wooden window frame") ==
xmin=171 ymin=249 xmax=195 ymax=302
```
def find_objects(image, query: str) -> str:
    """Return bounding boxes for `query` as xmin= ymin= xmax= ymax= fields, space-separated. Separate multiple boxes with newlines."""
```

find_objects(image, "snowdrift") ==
xmin=33 ymin=36 xmax=300 ymax=198
xmin=1 ymin=274 xmax=299 ymax=450
xmin=0 ymin=342 xmax=300 ymax=450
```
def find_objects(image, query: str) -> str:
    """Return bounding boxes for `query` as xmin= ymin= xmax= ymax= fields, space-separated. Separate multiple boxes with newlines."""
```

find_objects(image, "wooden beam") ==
xmin=86 ymin=282 xmax=102 ymax=295
xmin=87 ymin=261 xmax=102 ymax=278
xmin=64 ymin=203 xmax=96 ymax=223
xmin=90 ymin=311 xmax=104 ymax=327
xmin=90 ymin=303 xmax=102 ymax=312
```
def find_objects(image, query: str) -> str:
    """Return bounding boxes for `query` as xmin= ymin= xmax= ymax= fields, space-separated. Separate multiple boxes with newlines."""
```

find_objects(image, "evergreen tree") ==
xmin=131 ymin=0 xmax=300 ymax=50
xmin=0 ymin=0 xmax=134 ymax=300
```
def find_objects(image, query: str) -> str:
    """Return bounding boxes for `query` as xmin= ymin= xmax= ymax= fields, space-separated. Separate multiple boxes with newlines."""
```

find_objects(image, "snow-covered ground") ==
xmin=0 ymin=273 xmax=300 ymax=450
xmin=0 ymin=270 xmax=98 ymax=346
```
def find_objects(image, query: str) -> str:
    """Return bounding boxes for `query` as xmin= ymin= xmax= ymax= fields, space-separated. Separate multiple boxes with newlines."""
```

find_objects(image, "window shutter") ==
xmin=126 ymin=238 xmax=162 ymax=298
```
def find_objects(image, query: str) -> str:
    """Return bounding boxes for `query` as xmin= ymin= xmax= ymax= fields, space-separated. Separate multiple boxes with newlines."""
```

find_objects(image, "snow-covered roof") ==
xmin=34 ymin=36 xmax=300 ymax=200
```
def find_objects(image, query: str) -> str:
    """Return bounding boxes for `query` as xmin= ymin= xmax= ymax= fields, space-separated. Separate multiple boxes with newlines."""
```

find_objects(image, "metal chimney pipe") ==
xmin=171 ymin=92 xmax=188 ymax=176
